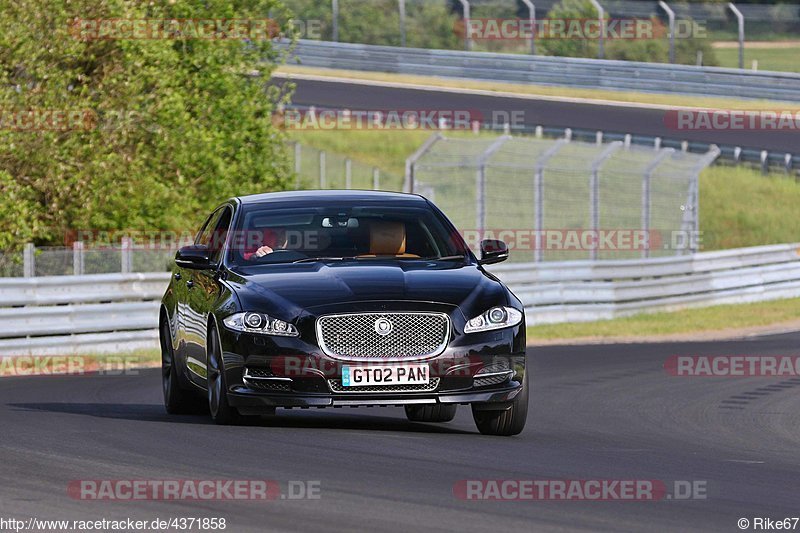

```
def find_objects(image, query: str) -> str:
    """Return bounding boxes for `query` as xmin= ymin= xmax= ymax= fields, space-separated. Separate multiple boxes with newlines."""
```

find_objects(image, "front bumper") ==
xmin=228 ymin=378 xmax=525 ymax=413
xmin=219 ymin=320 xmax=527 ymax=414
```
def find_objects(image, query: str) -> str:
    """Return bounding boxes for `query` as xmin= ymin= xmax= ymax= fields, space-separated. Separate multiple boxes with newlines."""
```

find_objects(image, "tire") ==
xmin=161 ymin=314 xmax=200 ymax=414
xmin=404 ymin=404 xmax=457 ymax=423
xmin=206 ymin=320 xmax=243 ymax=425
xmin=471 ymin=371 xmax=528 ymax=436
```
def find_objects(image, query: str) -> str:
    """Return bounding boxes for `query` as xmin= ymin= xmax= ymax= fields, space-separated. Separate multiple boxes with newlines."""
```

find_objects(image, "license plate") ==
xmin=341 ymin=364 xmax=429 ymax=387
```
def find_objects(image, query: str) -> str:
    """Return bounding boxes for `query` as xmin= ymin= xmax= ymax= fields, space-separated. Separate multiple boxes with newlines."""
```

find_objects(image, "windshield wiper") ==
xmin=430 ymin=255 xmax=467 ymax=261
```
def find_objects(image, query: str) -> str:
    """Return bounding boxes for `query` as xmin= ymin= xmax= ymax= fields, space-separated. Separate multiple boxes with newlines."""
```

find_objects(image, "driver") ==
xmin=243 ymin=227 xmax=288 ymax=261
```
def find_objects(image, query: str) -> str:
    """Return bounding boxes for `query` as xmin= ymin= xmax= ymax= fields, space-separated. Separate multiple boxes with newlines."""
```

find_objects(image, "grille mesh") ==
xmin=245 ymin=367 xmax=275 ymax=378
xmin=328 ymin=378 xmax=440 ymax=394
xmin=473 ymin=374 xmax=511 ymax=387
xmin=245 ymin=380 xmax=292 ymax=392
xmin=317 ymin=312 xmax=449 ymax=360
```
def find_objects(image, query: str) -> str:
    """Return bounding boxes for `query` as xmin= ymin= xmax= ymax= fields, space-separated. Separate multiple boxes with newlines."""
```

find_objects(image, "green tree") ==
xmin=0 ymin=0 xmax=295 ymax=248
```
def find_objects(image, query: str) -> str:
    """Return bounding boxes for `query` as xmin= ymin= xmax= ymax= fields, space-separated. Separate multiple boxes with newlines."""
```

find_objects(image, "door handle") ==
xmin=186 ymin=280 xmax=194 ymax=289
xmin=174 ymin=272 xmax=182 ymax=281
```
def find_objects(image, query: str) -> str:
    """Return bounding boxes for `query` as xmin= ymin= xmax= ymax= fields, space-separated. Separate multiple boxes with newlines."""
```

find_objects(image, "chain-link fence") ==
xmin=0 ymin=243 xmax=180 ymax=278
xmin=0 ymin=142 xmax=402 ymax=278
xmin=288 ymin=141 xmax=404 ymax=192
xmin=410 ymin=133 xmax=719 ymax=262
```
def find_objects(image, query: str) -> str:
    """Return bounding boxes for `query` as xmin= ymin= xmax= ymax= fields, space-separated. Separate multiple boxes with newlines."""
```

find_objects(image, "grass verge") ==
xmin=527 ymin=297 xmax=800 ymax=342
xmin=0 ymin=349 xmax=160 ymax=377
xmin=714 ymin=46 xmax=800 ymax=73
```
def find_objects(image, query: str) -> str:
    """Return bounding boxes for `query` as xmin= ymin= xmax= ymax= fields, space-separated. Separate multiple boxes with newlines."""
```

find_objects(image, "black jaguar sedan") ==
xmin=159 ymin=190 xmax=528 ymax=436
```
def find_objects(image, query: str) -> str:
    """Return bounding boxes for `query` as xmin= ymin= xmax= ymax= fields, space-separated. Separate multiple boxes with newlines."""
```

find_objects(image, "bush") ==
xmin=0 ymin=0 xmax=295 ymax=247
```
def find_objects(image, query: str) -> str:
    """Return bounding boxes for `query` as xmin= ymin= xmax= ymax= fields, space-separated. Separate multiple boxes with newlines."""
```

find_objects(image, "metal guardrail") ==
xmin=489 ymin=243 xmax=800 ymax=323
xmin=0 ymin=273 xmax=169 ymax=355
xmin=282 ymin=39 xmax=800 ymax=102
xmin=1 ymin=244 xmax=799 ymax=354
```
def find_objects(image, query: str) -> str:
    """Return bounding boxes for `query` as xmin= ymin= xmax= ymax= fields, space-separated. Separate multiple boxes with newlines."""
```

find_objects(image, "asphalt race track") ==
xmin=2 ymin=333 xmax=800 ymax=532
xmin=281 ymin=76 xmax=800 ymax=154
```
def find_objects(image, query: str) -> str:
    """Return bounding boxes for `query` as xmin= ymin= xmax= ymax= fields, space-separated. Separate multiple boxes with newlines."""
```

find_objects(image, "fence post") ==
xmin=533 ymin=139 xmax=568 ymax=262
xmin=73 ymin=241 xmax=85 ymax=275
xmin=458 ymin=0 xmax=471 ymax=51
xmin=23 ymin=243 xmax=35 ymax=278
xmin=331 ymin=0 xmax=339 ymax=42
xmin=589 ymin=0 xmax=605 ymax=59
xmin=404 ymin=132 xmax=443 ymax=193
xmin=658 ymin=1 xmax=675 ymax=64
xmin=121 ymin=237 xmax=132 ymax=273
xmin=641 ymin=149 xmax=674 ymax=258
xmin=728 ymin=3 xmax=745 ymax=69
xmin=475 ymin=136 xmax=511 ymax=235
xmin=399 ymin=0 xmax=406 ymax=47
xmin=345 ymin=158 xmax=352 ymax=189
xmin=684 ymin=145 xmax=720 ymax=254
xmin=520 ymin=0 xmax=536 ymax=55
xmin=589 ymin=141 xmax=623 ymax=260
xmin=372 ymin=167 xmax=380 ymax=190
xmin=319 ymin=150 xmax=327 ymax=188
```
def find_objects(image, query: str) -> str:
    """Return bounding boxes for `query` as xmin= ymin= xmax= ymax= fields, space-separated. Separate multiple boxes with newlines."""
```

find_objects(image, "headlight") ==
xmin=464 ymin=306 xmax=522 ymax=333
xmin=223 ymin=312 xmax=299 ymax=337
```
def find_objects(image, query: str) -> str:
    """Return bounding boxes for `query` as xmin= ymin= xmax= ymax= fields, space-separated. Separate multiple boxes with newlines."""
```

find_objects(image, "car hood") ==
xmin=226 ymin=260 xmax=507 ymax=318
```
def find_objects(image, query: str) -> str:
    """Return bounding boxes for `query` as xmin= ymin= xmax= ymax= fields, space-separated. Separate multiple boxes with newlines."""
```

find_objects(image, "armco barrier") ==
xmin=0 ymin=273 xmax=169 ymax=356
xmin=281 ymin=39 xmax=800 ymax=102
xmin=1 ymin=243 xmax=799 ymax=355
xmin=488 ymin=243 xmax=800 ymax=323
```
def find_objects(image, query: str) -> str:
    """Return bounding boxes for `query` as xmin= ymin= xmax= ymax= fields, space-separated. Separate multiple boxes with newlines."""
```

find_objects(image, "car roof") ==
xmin=234 ymin=189 xmax=428 ymax=206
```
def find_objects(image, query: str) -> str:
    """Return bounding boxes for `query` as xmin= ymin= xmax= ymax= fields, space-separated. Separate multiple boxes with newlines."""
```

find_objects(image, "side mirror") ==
xmin=478 ymin=239 xmax=509 ymax=265
xmin=175 ymin=244 xmax=214 ymax=270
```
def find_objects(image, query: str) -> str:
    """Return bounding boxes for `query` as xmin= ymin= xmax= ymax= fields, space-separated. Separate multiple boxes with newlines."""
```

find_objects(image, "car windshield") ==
xmin=227 ymin=203 xmax=469 ymax=266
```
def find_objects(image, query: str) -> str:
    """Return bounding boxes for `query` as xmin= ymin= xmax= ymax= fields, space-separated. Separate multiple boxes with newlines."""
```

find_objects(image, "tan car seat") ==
xmin=358 ymin=220 xmax=420 ymax=258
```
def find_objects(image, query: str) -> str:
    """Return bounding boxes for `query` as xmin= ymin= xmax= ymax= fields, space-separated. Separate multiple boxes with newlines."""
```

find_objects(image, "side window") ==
xmin=196 ymin=208 xmax=223 ymax=247
xmin=208 ymin=207 xmax=232 ymax=264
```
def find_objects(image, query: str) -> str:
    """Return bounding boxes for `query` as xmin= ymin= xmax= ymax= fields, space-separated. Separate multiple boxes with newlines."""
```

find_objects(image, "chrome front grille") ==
xmin=316 ymin=312 xmax=450 ymax=361
xmin=328 ymin=378 xmax=440 ymax=394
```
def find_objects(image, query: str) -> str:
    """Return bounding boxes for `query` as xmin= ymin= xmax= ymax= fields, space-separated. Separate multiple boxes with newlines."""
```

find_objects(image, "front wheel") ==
xmin=404 ymin=404 xmax=457 ymax=423
xmin=161 ymin=315 xmax=201 ymax=414
xmin=207 ymin=320 xmax=243 ymax=425
xmin=471 ymin=372 xmax=528 ymax=436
